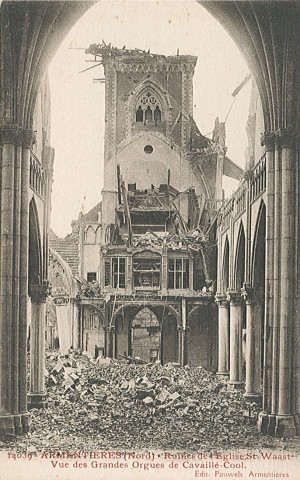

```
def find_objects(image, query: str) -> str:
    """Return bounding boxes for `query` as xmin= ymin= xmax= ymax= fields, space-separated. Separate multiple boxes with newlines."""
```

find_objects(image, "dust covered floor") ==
xmin=1 ymin=352 xmax=299 ymax=453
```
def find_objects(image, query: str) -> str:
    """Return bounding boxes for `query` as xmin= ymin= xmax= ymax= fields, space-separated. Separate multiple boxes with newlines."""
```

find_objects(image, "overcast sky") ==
xmin=49 ymin=0 xmax=252 ymax=238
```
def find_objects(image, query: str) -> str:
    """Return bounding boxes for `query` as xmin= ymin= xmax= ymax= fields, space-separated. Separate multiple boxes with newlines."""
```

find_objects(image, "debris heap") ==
xmin=3 ymin=352 xmax=298 ymax=453
xmin=15 ymin=351 xmax=269 ymax=452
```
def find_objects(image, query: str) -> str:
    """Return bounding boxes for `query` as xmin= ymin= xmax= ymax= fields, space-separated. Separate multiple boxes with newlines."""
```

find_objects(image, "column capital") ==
xmin=0 ymin=125 xmax=22 ymax=145
xmin=28 ymin=283 xmax=50 ymax=303
xmin=241 ymin=284 xmax=265 ymax=304
xmin=215 ymin=293 xmax=229 ymax=307
xmin=240 ymin=283 xmax=254 ymax=303
xmin=226 ymin=290 xmax=242 ymax=305
xmin=276 ymin=128 xmax=298 ymax=149
xmin=21 ymin=129 xmax=36 ymax=149
xmin=0 ymin=126 xmax=36 ymax=147
xmin=53 ymin=294 xmax=69 ymax=306
xmin=177 ymin=325 xmax=189 ymax=333
xmin=260 ymin=131 xmax=276 ymax=151
xmin=104 ymin=325 xmax=115 ymax=333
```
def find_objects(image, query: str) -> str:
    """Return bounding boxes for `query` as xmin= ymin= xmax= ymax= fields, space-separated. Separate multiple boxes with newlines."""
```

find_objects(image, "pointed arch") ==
xmin=234 ymin=221 xmax=246 ymax=291
xmin=128 ymin=79 xmax=171 ymax=124
xmin=251 ymin=200 xmax=266 ymax=288
xmin=95 ymin=226 xmax=101 ymax=243
xmin=28 ymin=197 xmax=42 ymax=286
xmin=222 ymin=236 xmax=230 ymax=293
xmin=85 ymin=225 xmax=95 ymax=244
xmin=131 ymin=307 xmax=159 ymax=327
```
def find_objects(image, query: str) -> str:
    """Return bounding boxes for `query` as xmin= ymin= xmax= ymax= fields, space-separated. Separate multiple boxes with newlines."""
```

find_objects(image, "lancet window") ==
xmin=135 ymin=91 xmax=162 ymax=124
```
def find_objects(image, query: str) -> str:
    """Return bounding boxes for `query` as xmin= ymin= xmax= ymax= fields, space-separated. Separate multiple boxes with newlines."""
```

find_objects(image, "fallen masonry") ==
xmin=1 ymin=351 xmax=299 ymax=453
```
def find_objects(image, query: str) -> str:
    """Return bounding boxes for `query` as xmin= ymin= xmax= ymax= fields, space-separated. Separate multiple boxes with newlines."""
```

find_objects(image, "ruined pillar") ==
xmin=70 ymin=298 xmax=80 ymax=349
xmin=242 ymin=285 xmax=262 ymax=404
xmin=104 ymin=325 xmax=115 ymax=358
xmin=28 ymin=284 xmax=49 ymax=409
xmin=215 ymin=294 xmax=229 ymax=376
xmin=258 ymin=132 xmax=275 ymax=433
xmin=177 ymin=298 xmax=187 ymax=366
xmin=227 ymin=291 xmax=243 ymax=390
xmin=54 ymin=296 xmax=71 ymax=355
xmin=111 ymin=326 xmax=116 ymax=358
xmin=276 ymin=130 xmax=297 ymax=437
xmin=0 ymin=127 xmax=34 ymax=436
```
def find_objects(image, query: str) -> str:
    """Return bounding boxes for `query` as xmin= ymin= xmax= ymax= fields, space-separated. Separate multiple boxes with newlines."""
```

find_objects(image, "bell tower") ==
xmin=85 ymin=44 xmax=198 ymax=240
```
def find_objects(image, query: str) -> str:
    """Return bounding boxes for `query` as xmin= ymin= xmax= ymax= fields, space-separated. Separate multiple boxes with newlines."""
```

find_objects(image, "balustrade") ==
xmin=30 ymin=152 xmax=45 ymax=198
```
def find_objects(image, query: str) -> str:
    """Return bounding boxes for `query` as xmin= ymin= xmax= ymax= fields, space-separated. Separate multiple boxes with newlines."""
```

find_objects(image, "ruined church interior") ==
xmin=0 ymin=1 xmax=299 ymax=451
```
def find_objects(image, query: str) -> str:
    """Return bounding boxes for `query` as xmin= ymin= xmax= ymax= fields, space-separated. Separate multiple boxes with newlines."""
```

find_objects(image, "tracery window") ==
xmin=135 ymin=91 xmax=162 ymax=124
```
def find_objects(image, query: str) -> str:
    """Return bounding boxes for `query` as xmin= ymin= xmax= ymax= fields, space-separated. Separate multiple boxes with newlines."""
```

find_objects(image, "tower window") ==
xmin=145 ymin=106 xmax=153 ymax=122
xmin=154 ymin=105 xmax=162 ymax=123
xmin=135 ymin=90 xmax=162 ymax=123
xmin=136 ymin=106 xmax=143 ymax=122
xmin=144 ymin=145 xmax=153 ymax=154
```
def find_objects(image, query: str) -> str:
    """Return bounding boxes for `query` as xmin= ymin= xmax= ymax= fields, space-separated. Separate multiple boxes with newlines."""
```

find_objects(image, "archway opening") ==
xmin=252 ymin=202 xmax=266 ymax=374
xmin=235 ymin=223 xmax=246 ymax=291
xmin=222 ymin=237 xmax=230 ymax=293
xmin=28 ymin=199 xmax=42 ymax=287
xmin=48 ymin=0 xmax=253 ymax=238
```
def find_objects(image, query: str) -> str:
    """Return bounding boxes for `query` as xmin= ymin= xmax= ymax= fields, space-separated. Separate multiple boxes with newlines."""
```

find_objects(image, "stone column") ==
xmin=28 ymin=284 xmax=49 ymax=409
xmin=177 ymin=326 xmax=187 ymax=366
xmin=111 ymin=326 xmax=116 ymax=359
xmin=258 ymin=132 xmax=275 ymax=433
xmin=0 ymin=126 xmax=34 ymax=436
xmin=276 ymin=130 xmax=297 ymax=437
xmin=178 ymin=298 xmax=187 ymax=366
xmin=70 ymin=298 xmax=80 ymax=349
xmin=104 ymin=325 xmax=115 ymax=358
xmin=227 ymin=291 xmax=244 ymax=390
xmin=215 ymin=294 xmax=229 ymax=376
xmin=177 ymin=326 xmax=183 ymax=365
xmin=242 ymin=285 xmax=262 ymax=404
xmin=54 ymin=296 xmax=71 ymax=355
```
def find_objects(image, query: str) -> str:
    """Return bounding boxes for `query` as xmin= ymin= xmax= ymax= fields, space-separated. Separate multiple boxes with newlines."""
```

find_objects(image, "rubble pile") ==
xmin=3 ymin=352 xmax=297 ymax=453
xmin=19 ymin=351 xmax=265 ymax=452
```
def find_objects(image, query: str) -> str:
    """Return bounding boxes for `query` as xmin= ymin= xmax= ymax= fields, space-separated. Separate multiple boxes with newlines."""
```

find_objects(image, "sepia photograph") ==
xmin=0 ymin=0 xmax=299 ymax=479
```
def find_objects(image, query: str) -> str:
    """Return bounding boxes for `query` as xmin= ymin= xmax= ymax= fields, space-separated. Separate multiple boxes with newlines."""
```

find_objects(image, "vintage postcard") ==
xmin=0 ymin=1 xmax=299 ymax=479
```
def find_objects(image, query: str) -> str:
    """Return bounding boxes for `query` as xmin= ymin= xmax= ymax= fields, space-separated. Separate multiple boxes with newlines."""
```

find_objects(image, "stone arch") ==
xmin=85 ymin=225 xmax=96 ymax=244
xmin=250 ymin=199 xmax=266 ymax=378
xmin=234 ymin=221 xmax=246 ymax=291
xmin=134 ymin=87 xmax=164 ymax=122
xmin=2 ymin=3 xmax=298 ymax=135
xmin=222 ymin=236 xmax=230 ymax=293
xmin=112 ymin=302 xmax=180 ymax=327
xmin=129 ymin=79 xmax=171 ymax=119
xmin=49 ymin=248 xmax=75 ymax=297
xmin=95 ymin=225 xmax=101 ymax=243
xmin=113 ymin=303 xmax=180 ymax=363
xmin=28 ymin=198 xmax=42 ymax=286
xmin=251 ymin=200 xmax=266 ymax=289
